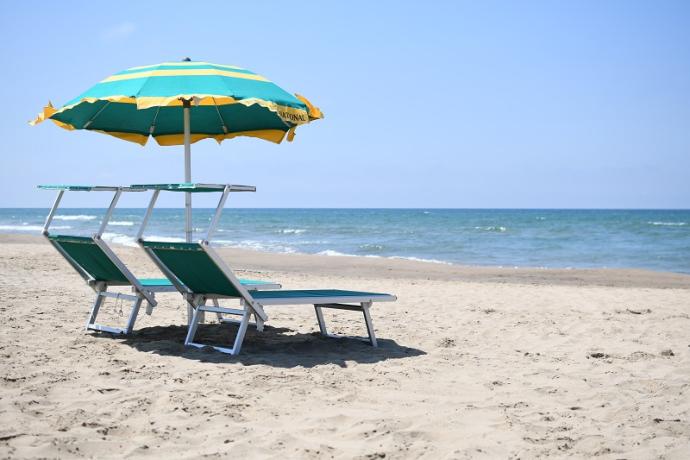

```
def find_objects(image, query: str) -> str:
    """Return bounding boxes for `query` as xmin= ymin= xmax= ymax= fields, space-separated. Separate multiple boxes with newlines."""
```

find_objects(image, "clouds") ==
xmin=100 ymin=22 xmax=136 ymax=42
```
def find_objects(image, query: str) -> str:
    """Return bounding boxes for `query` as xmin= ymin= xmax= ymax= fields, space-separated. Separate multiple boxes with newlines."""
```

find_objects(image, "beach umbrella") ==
xmin=31 ymin=59 xmax=323 ymax=242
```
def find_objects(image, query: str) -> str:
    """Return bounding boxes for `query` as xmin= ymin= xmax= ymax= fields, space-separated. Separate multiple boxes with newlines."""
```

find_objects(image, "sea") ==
xmin=1 ymin=208 xmax=689 ymax=274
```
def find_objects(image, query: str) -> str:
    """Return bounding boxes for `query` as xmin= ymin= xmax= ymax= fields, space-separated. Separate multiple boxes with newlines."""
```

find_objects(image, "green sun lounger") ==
xmin=141 ymin=240 xmax=397 ymax=355
xmin=40 ymin=185 xmax=280 ymax=335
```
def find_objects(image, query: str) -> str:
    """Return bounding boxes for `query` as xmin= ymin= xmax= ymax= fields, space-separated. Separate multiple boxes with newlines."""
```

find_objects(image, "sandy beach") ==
xmin=1 ymin=234 xmax=689 ymax=458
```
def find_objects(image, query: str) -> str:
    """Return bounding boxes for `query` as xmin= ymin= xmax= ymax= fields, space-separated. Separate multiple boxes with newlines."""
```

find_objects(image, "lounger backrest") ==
xmin=48 ymin=235 xmax=129 ymax=283
xmin=141 ymin=241 xmax=242 ymax=297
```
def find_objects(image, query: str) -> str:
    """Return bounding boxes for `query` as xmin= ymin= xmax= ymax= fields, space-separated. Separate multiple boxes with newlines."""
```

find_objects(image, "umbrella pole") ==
xmin=183 ymin=101 xmax=192 ymax=243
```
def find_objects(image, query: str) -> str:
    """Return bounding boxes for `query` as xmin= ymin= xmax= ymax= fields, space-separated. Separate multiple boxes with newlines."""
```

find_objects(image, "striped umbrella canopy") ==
xmin=31 ymin=59 xmax=323 ymax=241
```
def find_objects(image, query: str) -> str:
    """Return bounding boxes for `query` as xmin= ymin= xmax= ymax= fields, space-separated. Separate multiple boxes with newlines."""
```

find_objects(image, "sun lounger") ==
xmin=141 ymin=239 xmax=396 ymax=355
xmin=130 ymin=182 xmax=261 ymax=326
xmin=133 ymin=182 xmax=396 ymax=355
xmin=39 ymin=185 xmax=280 ymax=335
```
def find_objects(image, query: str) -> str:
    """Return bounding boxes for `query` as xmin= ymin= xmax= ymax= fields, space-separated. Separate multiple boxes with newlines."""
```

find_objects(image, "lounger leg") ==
xmin=314 ymin=305 xmax=328 ymax=336
xmin=216 ymin=300 xmax=263 ymax=331
xmin=198 ymin=298 xmax=206 ymax=325
xmin=186 ymin=303 xmax=194 ymax=328
xmin=86 ymin=290 xmax=106 ymax=332
xmin=184 ymin=305 xmax=202 ymax=347
xmin=86 ymin=288 xmax=145 ymax=335
xmin=124 ymin=297 xmax=143 ymax=335
xmin=186 ymin=295 xmax=203 ymax=328
xmin=254 ymin=313 xmax=264 ymax=332
xmin=213 ymin=298 xmax=223 ymax=322
xmin=313 ymin=303 xmax=378 ymax=346
xmin=361 ymin=302 xmax=377 ymax=347
xmin=185 ymin=303 xmax=251 ymax=355
xmin=231 ymin=309 xmax=251 ymax=355
xmin=145 ymin=294 xmax=155 ymax=315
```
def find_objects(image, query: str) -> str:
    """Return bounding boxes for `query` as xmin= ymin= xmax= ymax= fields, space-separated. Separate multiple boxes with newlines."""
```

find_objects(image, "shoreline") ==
xmin=2 ymin=233 xmax=689 ymax=289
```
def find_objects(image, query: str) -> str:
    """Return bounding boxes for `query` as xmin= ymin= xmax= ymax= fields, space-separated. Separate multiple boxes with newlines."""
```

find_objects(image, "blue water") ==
xmin=1 ymin=208 xmax=689 ymax=273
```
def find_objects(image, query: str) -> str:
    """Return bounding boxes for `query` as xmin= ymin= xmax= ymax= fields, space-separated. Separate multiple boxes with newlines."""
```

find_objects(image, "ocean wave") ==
xmin=204 ymin=236 xmax=458 ymax=266
xmin=0 ymin=224 xmax=70 ymax=232
xmin=144 ymin=235 xmax=185 ymax=243
xmin=214 ymin=239 xmax=298 ymax=254
xmin=359 ymin=243 xmax=384 ymax=251
xmin=213 ymin=242 xmax=454 ymax=266
xmin=53 ymin=215 xmax=97 ymax=221
xmin=475 ymin=226 xmax=507 ymax=232
xmin=389 ymin=256 xmax=453 ymax=265
xmin=314 ymin=250 xmax=449 ymax=265
xmin=276 ymin=228 xmax=306 ymax=235
xmin=101 ymin=232 xmax=138 ymax=247
xmin=315 ymin=249 xmax=383 ymax=259
xmin=648 ymin=221 xmax=686 ymax=226
xmin=109 ymin=221 xmax=135 ymax=226
xmin=317 ymin=249 xmax=352 ymax=257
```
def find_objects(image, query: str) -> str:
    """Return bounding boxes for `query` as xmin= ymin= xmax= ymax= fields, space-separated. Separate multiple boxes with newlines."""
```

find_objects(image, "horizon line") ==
xmin=1 ymin=206 xmax=689 ymax=211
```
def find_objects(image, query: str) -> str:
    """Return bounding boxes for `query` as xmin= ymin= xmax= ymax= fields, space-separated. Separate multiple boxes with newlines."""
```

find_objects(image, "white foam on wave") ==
xmin=102 ymin=232 xmax=138 ymax=247
xmin=475 ymin=226 xmax=507 ymax=232
xmin=317 ymin=249 xmax=352 ymax=257
xmin=389 ymin=255 xmax=453 ymax=265
xmin=359 ymin=244 xmax=385 ymax=252
xmin=214 ymin=239 xmax=297 ymax=254
xmin=277 ymin=228 xmax=306 ymax=235
xmin=648 ymin=221 xmax=686 ymax=226
xmin=215 ymin=241 xmax=455 ymax=266
xmin=54 ymin=215 xmax=97 ymax=221
xmin=316 ymin=249 xmax=386 ymax=259
xmin=0 ymin=224 xmax=70 ymax=232
xmin=109 ymin=221 xmax=135 ymax=227
xmin=212 ymin=239 xmax=456 ymax=266
xmin=145 ymin=235 xmax=185 ymax=243
xmin=317 ymin=250 xmax=452 ymax=265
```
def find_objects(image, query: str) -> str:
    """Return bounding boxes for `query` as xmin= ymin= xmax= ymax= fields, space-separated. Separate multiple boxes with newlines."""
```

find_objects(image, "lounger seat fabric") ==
xmin=138 ymin=278 xmax=174 ymax=286
xmin=49 ymin=234 xmax=128 ymax=282
xmin=251 ymin=289 xmax=391 ymax=300
xmin=50 ymin=236 xmax=275 ymax=290
xmin=138 ymin=277 xmax=275 ymax=288
xmin=142 ymin=241 xmax=241 ymax=296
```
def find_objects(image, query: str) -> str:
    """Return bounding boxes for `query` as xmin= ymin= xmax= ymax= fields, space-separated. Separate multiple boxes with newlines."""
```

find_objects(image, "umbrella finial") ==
xmin=182 ymin=57 xmax=191 ymax=62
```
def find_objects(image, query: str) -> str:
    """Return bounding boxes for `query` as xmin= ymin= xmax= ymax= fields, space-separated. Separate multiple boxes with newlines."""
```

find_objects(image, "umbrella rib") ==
xmin=149 ymin=106 xmax=161 ymax=135
xmin=83 ymin=101 xmax=111 ymax=129
xmin=211 ymin=97 xmax=229 ymax=134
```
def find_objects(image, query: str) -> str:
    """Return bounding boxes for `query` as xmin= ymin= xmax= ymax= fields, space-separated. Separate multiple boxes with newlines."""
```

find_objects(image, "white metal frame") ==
xmin=131 ymin=177 xmax=256 ymax=244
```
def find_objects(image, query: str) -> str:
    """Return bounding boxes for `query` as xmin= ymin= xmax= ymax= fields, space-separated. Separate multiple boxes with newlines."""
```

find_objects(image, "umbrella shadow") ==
xmin=94 ymin=322 xmax=425 ymax=368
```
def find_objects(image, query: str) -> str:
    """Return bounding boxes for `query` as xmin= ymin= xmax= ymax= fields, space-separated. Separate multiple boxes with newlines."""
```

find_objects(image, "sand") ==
xmin=1 ymin=234 xmax=689 ymax=459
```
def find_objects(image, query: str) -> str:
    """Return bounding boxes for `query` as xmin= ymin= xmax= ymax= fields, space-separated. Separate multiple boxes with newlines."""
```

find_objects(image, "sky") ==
xmin=1 ymin=1 xmax=689 ymax=209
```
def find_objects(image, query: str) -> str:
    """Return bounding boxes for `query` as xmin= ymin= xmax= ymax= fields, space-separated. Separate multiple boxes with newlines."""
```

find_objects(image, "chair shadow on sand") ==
xmin=93 ymin=322 xmax=426 ymax=368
